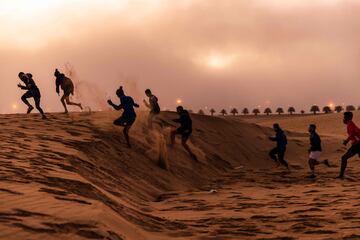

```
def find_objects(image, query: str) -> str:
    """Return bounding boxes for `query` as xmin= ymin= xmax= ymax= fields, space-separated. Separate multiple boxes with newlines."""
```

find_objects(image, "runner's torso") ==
xmin=347 ymin=121 xmax=360 ymax=145
xmin=120 ymin=95 xmax=136 ymax=119
xmin=179 ymin=110 xmax=192 ymax=131
xmin=149 ymin=95 xmax=160 ymax=113
xmin=56 ymin=75 xmax=74 ymax=91
xmin=61 ymin=77 xmax=74 ymax=90
xmin=276 ymin=129 xmax=287 ymax=149
xmin=310 ymin=132 xmax=322 ymax=151
xmin=23 ymin=74 xmax=39 ymax=92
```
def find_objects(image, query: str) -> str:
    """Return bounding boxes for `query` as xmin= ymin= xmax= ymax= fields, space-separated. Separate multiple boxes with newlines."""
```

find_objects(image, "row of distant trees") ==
xmin=197 ymin=105 xmax=359 ymax=116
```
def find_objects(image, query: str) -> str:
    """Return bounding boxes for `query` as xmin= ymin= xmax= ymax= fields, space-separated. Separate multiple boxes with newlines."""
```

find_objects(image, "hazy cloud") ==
xmin=1 ymin=0 xmax=360 ymax=113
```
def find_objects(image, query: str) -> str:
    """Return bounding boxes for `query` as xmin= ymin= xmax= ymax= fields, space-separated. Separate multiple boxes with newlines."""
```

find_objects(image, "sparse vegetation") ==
xmin=230 ymin=108 xmax=238 ymax=116
xmin=288 ymin=107 xmax=296 ymax=115
xmin=323 ymin=106 xmax=332 ymax=114
xmin=242 ymin=108 xmax=249 ymax=115
xmin=252 ymin=108 xmax=260 ymax=116
xmin=264 ymin=108 xmax=272 ymax=116
xmin=276 ymin=107 xmax=284 ymax=115
xmin=346 ymin=105 xmax=356 ymax=112
xmin=310 ymin=105 xmax=320 ymax=115
xmin=335 ymin=105 xmax=343 ymax=113
xmin=220 ymin=109 xmax=227 ymax=116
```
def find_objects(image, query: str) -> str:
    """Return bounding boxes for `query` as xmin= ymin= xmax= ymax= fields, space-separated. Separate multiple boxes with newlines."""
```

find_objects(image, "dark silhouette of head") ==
xmin=145 ymin=89 xmax=152 ymax=97
xmin=176 ymin=106 xmax=184 ymax=114
xmin=344 ymin=111 xmax=353 ymax=124
xmin=54 ymin=69 xmax=61 ymax=77
xmin=273 ymin=123 xmax=280 ymax=132
xmin=308 ymin=124 xmax=316 ymax=133
xmin=18 ymin=72 xmax=25 ymax=79
xmin=18 ymin=72 xmax=30 ymax=81
xmin=116 ymin=86 xmax=125 ymax=98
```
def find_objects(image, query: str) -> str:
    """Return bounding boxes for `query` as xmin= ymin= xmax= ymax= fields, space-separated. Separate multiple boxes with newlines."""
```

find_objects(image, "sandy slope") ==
xmin=0 ymin=111 xmax=359 ymax=239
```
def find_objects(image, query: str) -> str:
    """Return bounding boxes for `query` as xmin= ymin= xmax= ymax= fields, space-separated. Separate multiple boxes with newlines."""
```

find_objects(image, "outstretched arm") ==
xmin=107 ymin=100 xmax=123 ymax=110
xmin=143 ymin=99 xmax=150 ymax=109
xmin=269 ymin=136 xmax=276 ymax=141
xmin=173 ymin=118 xmax=181 ymax=123
xmin=17 ymin=84 xmax=28 ymax=90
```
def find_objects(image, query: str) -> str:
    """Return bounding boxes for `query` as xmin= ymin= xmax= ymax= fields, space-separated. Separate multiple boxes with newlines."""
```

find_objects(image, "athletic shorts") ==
xmin=309 ymin=151 xmax=321 ymax=160
xmin=23 ymin=89 xmax=41 ymax=99
xmin=176 ymin=128 xmax=192 ymax=139
xmin=114 ymin=117 xmax=135 ymax=127
xmin=63 ymin=87 xmax=74 ymax=97
xmin=150 ymin=110 xmax=160 ymax=115
xmin=348 ymin=142 xmax=360 ymax=156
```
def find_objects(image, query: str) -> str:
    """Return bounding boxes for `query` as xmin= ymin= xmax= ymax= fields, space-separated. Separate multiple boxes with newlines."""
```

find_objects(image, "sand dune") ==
xmin=0 ymin=111 xmax=358 ymax=239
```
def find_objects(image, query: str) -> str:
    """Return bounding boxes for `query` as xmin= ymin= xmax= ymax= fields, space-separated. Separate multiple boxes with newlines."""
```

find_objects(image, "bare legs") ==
xmin=114 ymin=118 xmax=134 ymax=148
xmin=21 ymin=92 xmax=46 ymax=119
xmin=61 ymin=95 xmax=82 ymax=113
xmin=148 ymin=112 xmax=156 ymax=129
xmin=123 ymin=125 xmax=132 ymax=148
xmin=269 ymin=147 xmax=289 ymax=169
xmin=338 ymin=150 xmax=357 ymax=179
xmin=171 ymin=130 xmax=197 ymax=160
xmin=308 ymin=158 xmax=330 ymax=178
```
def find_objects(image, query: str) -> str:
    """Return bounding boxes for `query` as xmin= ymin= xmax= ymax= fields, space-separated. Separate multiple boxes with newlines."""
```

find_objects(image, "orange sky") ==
xmin=0 ymin=0 xmax=359 ymax=113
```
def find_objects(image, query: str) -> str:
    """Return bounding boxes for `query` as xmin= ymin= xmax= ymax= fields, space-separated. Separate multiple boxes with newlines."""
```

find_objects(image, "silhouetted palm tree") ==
xmin=230 ymin=108 xmax=238 ymax=116
xmin=242 ymin=108 xmax=249 ymax=115
xmin=210 ymin=108 xmax=216 ymax=116
xmin=310 ymin=105 xmax=320 ymax=115
xmin=198 ymin=109 xmax=205 ymax=115
xmin=322 ymin=106 xmax=332 ymax=114
xmin=288 ymin=107 xmax=296 ymax=115
xmin=346 ymin=105 xmax=356 ymax=112
xmin=276 ymin=107 xmax=284 ymax=115
xmin=220 ymin=109 xmax=227 ymax=116
xmin=335 ymin=105 xmax=343 ymax=113
xmin=301 ymin=110 xmax=305 ymax=115
xmin=264 ymin=108 xmax=272 ymax=116
xmin=252 ymin=108 xmax=260 ymax=116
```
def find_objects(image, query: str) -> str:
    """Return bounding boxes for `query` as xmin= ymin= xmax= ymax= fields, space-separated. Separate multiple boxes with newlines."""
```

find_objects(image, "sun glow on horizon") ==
xmin=193 ymin=52 xmax=237 ymax=70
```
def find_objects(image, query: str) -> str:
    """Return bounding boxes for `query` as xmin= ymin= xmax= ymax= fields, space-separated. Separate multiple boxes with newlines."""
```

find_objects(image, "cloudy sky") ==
xmin=0 ymin=0 xmax=359 ymax=114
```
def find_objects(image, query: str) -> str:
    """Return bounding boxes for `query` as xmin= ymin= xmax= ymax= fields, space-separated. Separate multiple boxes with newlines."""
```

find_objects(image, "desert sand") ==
xmin=0 ymin=110 xmax=359 ymax=240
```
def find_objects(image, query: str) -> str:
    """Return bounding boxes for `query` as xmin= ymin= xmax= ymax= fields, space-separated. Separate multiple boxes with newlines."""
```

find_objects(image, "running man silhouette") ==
xmin=108 ymin=86 xmax=139 ymax=148
xmin=143 ymin=89 xmax=160 ymax=129
xmin=338 ymin=112 xmax=360 ymax=179
xmin=54 ymin=69 xmax=82 ymax=113
xmin=269 ymin=123 xmax=289 ymax=169
xmin=17 ymin=72 xmax=46 ymax=119
xmin=307 ymin=124 xmax=330 ymax=178
xmin=171 ymin=106 xmax=197 ymax=160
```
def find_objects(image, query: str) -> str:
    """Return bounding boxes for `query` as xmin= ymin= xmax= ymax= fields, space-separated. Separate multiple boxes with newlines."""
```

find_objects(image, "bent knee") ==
xmin=308 ymin=158 xmax=316 ymax=165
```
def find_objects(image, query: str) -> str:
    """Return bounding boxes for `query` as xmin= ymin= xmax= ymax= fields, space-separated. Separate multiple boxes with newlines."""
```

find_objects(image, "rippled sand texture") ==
xmin=0 ymin=111 xmax=358 ymax=239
